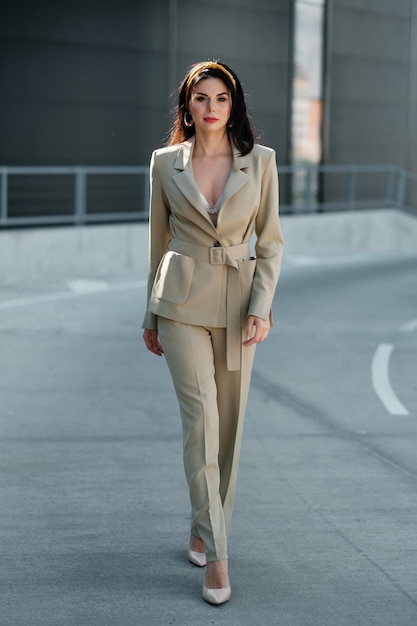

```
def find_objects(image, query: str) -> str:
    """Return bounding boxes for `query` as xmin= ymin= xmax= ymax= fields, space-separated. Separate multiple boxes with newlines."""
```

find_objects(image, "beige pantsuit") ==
xmin=142 ymin=136 xmax=283 ymax=562
xmin=158 ymin=318 xmax=256 ymax=561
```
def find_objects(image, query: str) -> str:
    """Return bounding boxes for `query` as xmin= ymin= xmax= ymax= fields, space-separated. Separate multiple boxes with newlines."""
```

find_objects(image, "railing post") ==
xmin=347 ymin=166 xmax=356 ymax=210
xmin=0 ymin=168 xmax=8 ymax=226
xmin=384 ymin=166 xmax=395 ymax=207
xmin=305 ymin=165 xmax=314 ymax=211
xmin=74 ymin=167 xmax=87 ymax=225
xmin=395 ymin=168 xmax=406 ymax=209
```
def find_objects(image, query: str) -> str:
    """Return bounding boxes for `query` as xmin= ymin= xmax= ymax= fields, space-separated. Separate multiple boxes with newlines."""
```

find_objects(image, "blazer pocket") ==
xmin=238 ymin=257 xmax=257 ymax=311
xmin=153 ymin=251 xmax=195 ymax=304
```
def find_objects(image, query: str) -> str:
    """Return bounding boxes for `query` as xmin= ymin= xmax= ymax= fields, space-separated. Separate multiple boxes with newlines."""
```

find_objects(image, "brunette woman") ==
xmin=143 ymin=61 xmax=283 ymax=605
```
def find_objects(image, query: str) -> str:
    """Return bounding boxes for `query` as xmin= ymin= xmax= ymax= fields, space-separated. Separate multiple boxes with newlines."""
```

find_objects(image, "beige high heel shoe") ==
xmin=202 ymin=583 xmax=231 ymax=605
xmin=187 ymin=546 xmax=207 ymax=567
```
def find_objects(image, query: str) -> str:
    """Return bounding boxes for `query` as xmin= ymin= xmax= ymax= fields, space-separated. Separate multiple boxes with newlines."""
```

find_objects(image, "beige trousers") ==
xmin=157 ymin=317 xmax=256 ymax=562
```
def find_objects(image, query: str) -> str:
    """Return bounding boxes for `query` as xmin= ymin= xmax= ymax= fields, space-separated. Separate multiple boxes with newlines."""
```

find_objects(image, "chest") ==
xmin=192 ymin=155 xmax=232 ymax=207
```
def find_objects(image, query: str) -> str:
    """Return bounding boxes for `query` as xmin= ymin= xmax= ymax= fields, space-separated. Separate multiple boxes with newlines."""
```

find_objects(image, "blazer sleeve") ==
xmin=247 ymin=149 xmax=284 ymax=322
xmin=142 ymin=151 xmax=171 ymax=330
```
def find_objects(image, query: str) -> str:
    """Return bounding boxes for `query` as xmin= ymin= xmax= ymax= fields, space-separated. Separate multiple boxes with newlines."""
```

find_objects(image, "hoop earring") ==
xmin=184 ymin=112 xmax=194 ymax=127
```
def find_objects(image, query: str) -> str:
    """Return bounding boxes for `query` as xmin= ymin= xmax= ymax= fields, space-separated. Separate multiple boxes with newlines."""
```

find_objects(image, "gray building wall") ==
xmin=0 ymin=0 xmax=292 ymax=167
xmin=324 ymin=0 xmax=417 ymax=202
xmin=0 ymin=1 xmax=171 ymax=166
xmin=3 ymin=0 xmax=416 ymax=213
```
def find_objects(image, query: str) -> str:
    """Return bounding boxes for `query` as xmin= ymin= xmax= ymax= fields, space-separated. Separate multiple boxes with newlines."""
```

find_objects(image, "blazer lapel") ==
xmin=221 ymin=144 xmax=249 ymax=207
xmin=172 ymin=138 xmax=212 ymax=223
xmin=172 ymin=136 xmax=250 ymax=223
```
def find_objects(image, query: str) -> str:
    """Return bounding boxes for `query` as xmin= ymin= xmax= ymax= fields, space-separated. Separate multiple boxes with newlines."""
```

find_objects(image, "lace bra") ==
xmin=200 ymin=192 xmax=222 ymax=216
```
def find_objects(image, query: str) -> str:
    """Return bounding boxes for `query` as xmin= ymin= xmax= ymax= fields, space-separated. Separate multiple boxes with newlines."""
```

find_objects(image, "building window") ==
xmin=291 ymin=0 xmax=325 ymax=208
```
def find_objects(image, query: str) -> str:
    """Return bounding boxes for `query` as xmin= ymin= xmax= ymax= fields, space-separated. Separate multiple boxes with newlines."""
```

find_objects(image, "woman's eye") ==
xmin=196 ymin=96 xmax=206 ymax=102
xmin=218 ymin=97 xmax=226 ymax=102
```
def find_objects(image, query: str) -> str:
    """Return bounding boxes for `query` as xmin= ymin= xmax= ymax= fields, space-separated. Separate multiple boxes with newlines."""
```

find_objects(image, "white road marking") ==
xmin=284 ymin=255 xmax=322 ymax=267
xmin=67 ymin=278 xmax=110 ymax=293
xmin=283 ymin=253 xmax=374 ymax=267
xmin=0 ymin=280 xmax=146 ymax=310
xmin=371 ymin=344 xmax=409 ymax=416
xmin=398 ymin=318 xmax=417 ymax=333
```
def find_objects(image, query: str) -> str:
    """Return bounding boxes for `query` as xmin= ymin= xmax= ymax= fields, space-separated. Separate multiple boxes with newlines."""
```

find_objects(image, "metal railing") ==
xmin=0 ymin=166 xmax=150 ymax=227
xmin=0 ymin=163 xmax=416 ymax=228
xmin=279 ymin=164 xmax=417 ymax=214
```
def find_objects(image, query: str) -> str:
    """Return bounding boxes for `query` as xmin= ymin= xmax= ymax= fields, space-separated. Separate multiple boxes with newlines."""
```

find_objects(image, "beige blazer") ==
xmin=142 ymin=136 xmax=284 ymax=369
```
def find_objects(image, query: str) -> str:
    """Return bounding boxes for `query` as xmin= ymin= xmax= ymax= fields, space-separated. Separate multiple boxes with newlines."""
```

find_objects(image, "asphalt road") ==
xmin=1 ymin=254 xmax=416 ymax=625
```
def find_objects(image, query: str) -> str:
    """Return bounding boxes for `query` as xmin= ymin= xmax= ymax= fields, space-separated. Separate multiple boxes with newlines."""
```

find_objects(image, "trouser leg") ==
xmin=157 ymin=317 xmax=256 ymax=561
xmin=210 ymin=327 xmax=256 ymax=535
xmin=157 ymin=317 xmax=227 ymax=562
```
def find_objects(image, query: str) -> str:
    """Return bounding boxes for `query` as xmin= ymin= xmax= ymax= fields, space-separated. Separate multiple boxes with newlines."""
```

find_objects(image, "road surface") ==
xmin=1 ymin=254 xmax=416 ymax=625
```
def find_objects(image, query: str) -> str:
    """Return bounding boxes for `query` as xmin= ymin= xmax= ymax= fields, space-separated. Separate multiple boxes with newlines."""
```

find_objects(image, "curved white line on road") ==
xmin=371 ymin=344 xmax=409 ymax=416
xmin=398 ymin=318 xmax=417 ymax=333
xmin=0 ymin=280 xmax=146 ymax=310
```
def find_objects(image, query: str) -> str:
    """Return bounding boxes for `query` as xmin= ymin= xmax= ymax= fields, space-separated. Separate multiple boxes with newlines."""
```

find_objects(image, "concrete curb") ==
xmin=0 ymin=222 xmax=149 ymax=285
xmin=281 ymin=208 xmax=417 ymax=257
xmin=0 ymin=209 xmax=416 ymax=285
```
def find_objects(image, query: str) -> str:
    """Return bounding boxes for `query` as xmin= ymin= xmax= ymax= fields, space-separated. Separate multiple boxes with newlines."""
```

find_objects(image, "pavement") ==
xmin=1 ymin=247 xmax=417 ymax=624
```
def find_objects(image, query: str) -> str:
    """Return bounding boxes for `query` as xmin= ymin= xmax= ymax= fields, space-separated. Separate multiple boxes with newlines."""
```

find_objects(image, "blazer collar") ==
xmin=172 ymin=136 xmax=250 ymax=225
xmin=173 ymin=135 xmax=250 ymax=171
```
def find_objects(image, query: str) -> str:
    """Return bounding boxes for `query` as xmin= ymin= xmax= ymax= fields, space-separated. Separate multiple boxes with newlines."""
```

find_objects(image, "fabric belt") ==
xmin=169 ymin=238 xmax=251 ymax=371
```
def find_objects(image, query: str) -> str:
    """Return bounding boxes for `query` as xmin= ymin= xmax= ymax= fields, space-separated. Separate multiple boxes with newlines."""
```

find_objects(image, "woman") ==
xmin=142 ymin=60 xmax=283 ymax=605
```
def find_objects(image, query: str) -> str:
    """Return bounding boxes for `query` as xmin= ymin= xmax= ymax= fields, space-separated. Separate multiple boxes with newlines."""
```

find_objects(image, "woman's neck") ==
xmin=193 ymin=131 xmax=232 ymax=158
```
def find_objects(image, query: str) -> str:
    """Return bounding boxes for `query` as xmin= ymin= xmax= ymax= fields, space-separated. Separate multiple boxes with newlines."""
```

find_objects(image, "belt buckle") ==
xmin=209 ymin=246 xmax=225 ymax=265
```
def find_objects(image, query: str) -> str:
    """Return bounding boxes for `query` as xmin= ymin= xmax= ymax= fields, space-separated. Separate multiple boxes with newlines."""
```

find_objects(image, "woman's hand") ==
xmin=143 ymin=329 xmax=164 ymax=356
xmin=243 ymin=315 xmax=270 ymax=347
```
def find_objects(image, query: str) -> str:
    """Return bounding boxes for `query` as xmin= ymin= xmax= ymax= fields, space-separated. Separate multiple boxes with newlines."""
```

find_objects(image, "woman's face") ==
xmin=188 ymin=77 xmax=232 ymax=134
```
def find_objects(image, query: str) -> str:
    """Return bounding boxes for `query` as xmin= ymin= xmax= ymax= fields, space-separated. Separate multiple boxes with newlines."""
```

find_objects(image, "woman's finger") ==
xmin=143 ymin=330 xmax=164 ymax=356
xmin=243 ymin=316 xmax=270 ymax=346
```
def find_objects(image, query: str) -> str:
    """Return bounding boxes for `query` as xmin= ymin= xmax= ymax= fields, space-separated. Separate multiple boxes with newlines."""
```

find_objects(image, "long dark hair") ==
xmin=168 ymin=61 xmax=256 ymax=156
